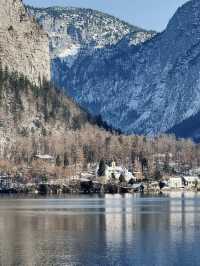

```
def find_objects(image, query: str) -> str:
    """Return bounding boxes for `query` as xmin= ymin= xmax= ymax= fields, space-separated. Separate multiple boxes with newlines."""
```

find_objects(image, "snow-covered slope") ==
xmin=28 ymin=1 xmax=200 ymax=136
xmin=27 ymin=6 xmax=154 ymax=61
xmin=27 ymin=6 xmax=155 ymax=92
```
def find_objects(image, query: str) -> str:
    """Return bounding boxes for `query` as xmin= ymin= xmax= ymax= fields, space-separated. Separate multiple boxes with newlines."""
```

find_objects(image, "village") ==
xmin=0 ymin=151 xmax=200 ymax=195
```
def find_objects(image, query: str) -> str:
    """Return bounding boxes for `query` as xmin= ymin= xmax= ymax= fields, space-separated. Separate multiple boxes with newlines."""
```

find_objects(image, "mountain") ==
xmin=27 ymin=6 xmax=154 ymax=58
xmin=28 ymin=1 xmax=200 ymax=137
xmin=0 ymin=0 xmax=50 ymax=84
xmin=27 ymin=6 xmax=155 ymax=94
xmin=0 ymin=1 xmax=199 ymax=177
xmin=0 ymin=0 xmax=114 ymax=164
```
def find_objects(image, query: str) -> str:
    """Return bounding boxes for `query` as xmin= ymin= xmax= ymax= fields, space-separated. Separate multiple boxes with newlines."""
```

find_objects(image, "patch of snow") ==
xmin=58 ymin=44 xmax=80 ymax=58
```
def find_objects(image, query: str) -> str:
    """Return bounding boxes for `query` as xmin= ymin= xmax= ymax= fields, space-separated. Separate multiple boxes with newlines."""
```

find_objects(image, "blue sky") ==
xmin=24 ymin=0 xmax=188 ymax=31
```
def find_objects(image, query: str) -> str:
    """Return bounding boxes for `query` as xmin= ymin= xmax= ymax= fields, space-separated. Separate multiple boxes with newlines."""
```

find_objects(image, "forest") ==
xmin=0 ymin=63 xmax=199 ymax=180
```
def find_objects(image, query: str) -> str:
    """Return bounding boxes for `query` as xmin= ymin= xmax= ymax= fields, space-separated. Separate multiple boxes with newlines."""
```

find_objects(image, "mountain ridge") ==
xmin=28 ymin=1 xmax=200 ymax=140
xmin=27 ymin=5 xmax=156 ymax=62
xmin=26 ymin=5 xmax=144 ymax=31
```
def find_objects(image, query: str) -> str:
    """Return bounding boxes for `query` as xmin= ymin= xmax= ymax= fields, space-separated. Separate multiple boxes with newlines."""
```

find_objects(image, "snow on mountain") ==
xmin=27 ymin=1 xmax=200 ymax=137
xmin=27 ymin=6 xmax=154 ymax=68
xmin=27 ymin=6 xmax=153 ymax=47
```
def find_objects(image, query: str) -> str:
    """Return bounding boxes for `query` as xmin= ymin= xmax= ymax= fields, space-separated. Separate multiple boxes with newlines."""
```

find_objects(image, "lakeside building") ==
xmin=168 ymin=177 xmax=183 ymax=189
xmin=104 ymin=161 xmax=136 ymax=183
xmin=182 ymin=176 xmax=199 ymax=189
xmin=164 ymin=176 xmax=200 ymax=190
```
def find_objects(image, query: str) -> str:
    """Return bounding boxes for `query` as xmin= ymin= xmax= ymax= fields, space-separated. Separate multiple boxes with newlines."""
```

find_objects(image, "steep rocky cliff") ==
xmin=29 ymin=1 xmax=200 ymax=137
xmin=0 ymin=0 xmax=50 ymax=83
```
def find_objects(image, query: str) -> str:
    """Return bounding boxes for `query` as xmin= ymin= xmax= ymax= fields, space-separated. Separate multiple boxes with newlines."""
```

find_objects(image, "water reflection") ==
xmin=0 ymin=193 xmax=200 ymax=265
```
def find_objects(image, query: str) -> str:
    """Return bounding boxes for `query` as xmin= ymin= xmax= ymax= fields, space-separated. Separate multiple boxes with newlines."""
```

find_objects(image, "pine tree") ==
xmin=97 ymin=159 xmax=106 ymax=177
xmin=56 ymin=155 xmax=62 ymax=167
xmin=119 ymin=173 xmax=125 ymax=183
xmin=64 ymin=152 xmax=69 ymax=167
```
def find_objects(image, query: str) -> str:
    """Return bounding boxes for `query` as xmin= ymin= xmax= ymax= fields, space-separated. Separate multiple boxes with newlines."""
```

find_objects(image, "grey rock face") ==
xmin=0 ymin=0 xmax=50 ymax=84
xmin=29 ymin=1 xmax=200 ymax=136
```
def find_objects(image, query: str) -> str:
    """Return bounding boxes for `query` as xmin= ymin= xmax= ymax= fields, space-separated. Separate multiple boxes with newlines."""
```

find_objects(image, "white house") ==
xmin=105 ymin=161 xmax=136 ymax=182
xmin=182 ymin=176 xmax=199 ymax=189
xmin=168 ymin=177 xmax=183 ymax=189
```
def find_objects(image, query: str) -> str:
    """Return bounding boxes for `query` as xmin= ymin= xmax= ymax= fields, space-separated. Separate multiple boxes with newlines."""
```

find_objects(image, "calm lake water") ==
xmin=0 ymin=192 xmax=200 ymax=266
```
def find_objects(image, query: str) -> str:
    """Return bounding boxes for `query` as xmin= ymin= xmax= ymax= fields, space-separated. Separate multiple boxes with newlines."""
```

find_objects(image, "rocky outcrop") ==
xmin=0 ymin=0 xmax=50 ymax=84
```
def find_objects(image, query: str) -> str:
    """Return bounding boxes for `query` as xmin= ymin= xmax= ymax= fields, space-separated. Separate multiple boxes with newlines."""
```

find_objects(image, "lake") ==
xmin=0 ymin=192 xmax=200 ymax=266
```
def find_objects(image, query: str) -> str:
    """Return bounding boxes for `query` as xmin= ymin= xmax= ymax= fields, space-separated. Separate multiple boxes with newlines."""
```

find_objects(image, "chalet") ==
xmin=105 ymin=161 xmax=136 ymax=183
xmin=168 ymin=177 xmax=183 ymax=189
xmin=182 ymin=176 xmax=199 ymax=189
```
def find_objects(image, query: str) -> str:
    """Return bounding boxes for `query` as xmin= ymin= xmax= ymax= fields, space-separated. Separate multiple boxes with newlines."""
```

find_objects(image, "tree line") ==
xmin=0 ymin=63 xmax=199 ymax=179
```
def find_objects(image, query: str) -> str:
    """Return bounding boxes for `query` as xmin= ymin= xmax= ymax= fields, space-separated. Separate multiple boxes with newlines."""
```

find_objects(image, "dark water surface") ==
xmin=0 ymin=192 xmax=200 ymax=266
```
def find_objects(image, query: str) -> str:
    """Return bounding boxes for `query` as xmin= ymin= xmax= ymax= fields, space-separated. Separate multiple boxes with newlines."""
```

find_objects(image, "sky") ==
xmin=24 ymin=0 xmax=188 ymax=31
